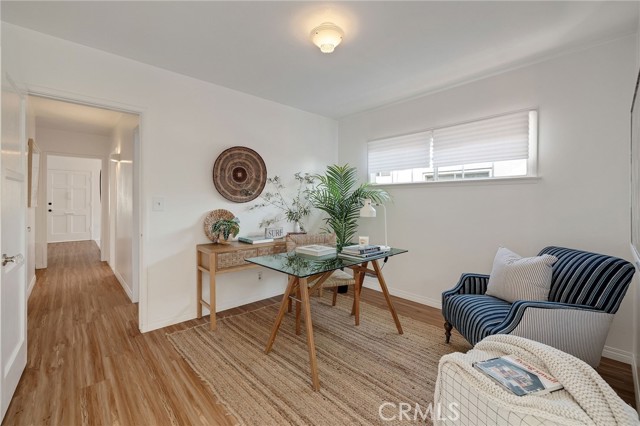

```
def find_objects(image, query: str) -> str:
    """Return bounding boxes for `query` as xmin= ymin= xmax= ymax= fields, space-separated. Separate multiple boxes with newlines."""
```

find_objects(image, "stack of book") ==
xmin=238 ymin=235 xmax=274 ymax=244
xmin=338 ymin=244 xmax=390 ymax=261
xmin=295 ymin=245 xmax=337 ymax=257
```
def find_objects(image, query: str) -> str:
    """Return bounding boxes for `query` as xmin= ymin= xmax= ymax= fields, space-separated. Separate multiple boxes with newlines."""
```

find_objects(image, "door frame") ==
xmin=26 ymin=87 xmax=146 ymax=330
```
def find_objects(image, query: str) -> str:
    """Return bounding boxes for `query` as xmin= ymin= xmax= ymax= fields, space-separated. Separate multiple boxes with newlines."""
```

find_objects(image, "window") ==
xmin=367 ymin=110 xmax=537 ymax=184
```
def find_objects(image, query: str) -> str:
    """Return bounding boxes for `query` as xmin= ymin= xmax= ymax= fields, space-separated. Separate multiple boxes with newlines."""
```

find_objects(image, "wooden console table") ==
xmin=196 ymin=241 xmax=286 ymax=330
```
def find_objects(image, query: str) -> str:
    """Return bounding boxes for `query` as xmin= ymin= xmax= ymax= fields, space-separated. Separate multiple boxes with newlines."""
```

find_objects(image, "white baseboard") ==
xmin=216 ymin=289 xmax=285 ymax=313
xmin=112 ymin=267 xmax=133 ymax=301
xmin=27 ymin=274 xmax=36 ymax=299
xmin=140 ymin=292 xmax=283 ymax=333
xmin=140 ymin=288 xmax=287 ymax=333
xmin=141 ymin=312 xmax=195 ymax=333
xmin=140 ymin=274 xmax=639 ymax=371
xmin=362 ymin=277 xmax=442 ymax=309
xmin=601 ymin=346 xmax=634 ymax=364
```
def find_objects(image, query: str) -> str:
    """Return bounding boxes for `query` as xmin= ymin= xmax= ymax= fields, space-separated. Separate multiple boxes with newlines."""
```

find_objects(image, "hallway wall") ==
xmin=109 ymin=114 xmax=138 ymax=301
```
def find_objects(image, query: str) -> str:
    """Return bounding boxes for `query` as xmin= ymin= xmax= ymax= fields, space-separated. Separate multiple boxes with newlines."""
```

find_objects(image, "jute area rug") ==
xmin=167 ymin=296 xmax=470 ymax=425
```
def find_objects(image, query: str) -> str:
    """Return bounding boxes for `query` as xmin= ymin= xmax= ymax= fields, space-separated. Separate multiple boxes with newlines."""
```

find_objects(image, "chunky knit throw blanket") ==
xmin=435 ymin=335 xmax=639 ymax=425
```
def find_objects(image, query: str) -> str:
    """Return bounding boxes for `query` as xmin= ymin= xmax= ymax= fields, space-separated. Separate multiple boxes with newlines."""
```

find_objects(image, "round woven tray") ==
xmin=203 ymin=209 xmax=235 ymax=242
xmin=212 ymin=146 xmax=267 ymax=203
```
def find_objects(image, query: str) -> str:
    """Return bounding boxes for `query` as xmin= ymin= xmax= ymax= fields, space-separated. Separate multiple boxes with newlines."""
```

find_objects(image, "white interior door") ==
xmin=47 ymin=169 xmax=92 ymax=242
xmin=1 ymin=73 xmax=27 ymax=421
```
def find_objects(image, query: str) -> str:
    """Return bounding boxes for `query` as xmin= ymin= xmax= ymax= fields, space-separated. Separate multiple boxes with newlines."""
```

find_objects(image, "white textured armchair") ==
xmin=434 ymin=335 xmax=639 ymax=425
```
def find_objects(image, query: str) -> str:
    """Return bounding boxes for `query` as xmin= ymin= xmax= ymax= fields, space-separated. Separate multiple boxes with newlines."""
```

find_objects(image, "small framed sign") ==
xmin=265 ymin=227 xmax=284 ymax=239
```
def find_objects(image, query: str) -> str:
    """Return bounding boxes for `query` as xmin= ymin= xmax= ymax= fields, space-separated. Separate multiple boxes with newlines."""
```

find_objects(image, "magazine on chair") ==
xmin=473 ymin=356 xmax=563 ymax=396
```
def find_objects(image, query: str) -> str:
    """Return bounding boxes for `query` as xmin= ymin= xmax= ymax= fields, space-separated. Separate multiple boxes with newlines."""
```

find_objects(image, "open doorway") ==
xmin=27 ymin=95 xmax=141 ymax=303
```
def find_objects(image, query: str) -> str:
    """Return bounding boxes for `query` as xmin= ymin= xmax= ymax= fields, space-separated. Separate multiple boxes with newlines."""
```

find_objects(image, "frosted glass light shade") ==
xmin=310 ymin=22 xmax=344 ymax=53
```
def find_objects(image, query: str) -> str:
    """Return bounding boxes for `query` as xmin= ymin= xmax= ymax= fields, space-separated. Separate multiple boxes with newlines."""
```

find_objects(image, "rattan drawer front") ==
xmin=257 ymin=245 xmax=286 ymax=256
xmin=217 ymin=249 xmax=257 ymax=270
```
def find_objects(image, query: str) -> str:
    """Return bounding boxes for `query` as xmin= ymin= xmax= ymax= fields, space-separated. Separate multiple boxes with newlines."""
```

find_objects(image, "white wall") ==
xmin=46 ymin=155 xmax=102 ymax=245
xmin=109 ymin=114 xmax=138 ymax=301
xmin=339 ymin=35 xmax=638 ymax=360
xmin=2 ymin=24 xmax=338 ymax=332
xmin=33 ymin=126 xmax=110 ymax=268
xmin=34 ymin=127 xmax=111 ymax=157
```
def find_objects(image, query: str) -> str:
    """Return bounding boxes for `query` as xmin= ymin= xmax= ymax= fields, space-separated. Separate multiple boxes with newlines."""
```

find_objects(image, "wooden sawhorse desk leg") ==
xmin=371 ymin=259 xmax=403 ymax=335
xmin=350 ymin=259 xmax=403 ymax=335
xmin=351 ymin=261 xmax=368 ymax=317
xmin=265 ymin=276 xmax=297 ymax=353
xmin=299 ymin=277 xmax=320 ymax=391
xmin=265 ymin=276 xmax=320 ymax=391
xmin=353 ymin=270 xmax=361 ymax=326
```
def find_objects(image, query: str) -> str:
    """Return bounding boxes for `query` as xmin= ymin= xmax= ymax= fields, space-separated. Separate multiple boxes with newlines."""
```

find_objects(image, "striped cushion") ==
xmin=443 ymin=294 xmax=512 ymax=345
xmin=539 ymin=246 xmax=635 ymax=314
xmin=485 ymin=247 xmax=557 ymax=303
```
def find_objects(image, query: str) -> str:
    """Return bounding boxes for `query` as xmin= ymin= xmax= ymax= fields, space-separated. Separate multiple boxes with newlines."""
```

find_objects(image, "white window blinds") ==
xmin=432 ymin=110 xmax=535 ymax=168
xmin=367 ymin=131 xmax=431 ymax=175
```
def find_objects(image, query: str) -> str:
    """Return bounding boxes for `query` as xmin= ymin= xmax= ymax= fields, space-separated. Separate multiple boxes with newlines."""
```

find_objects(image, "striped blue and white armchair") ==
xmin=442 ymin=246 xmax=635 ymax=367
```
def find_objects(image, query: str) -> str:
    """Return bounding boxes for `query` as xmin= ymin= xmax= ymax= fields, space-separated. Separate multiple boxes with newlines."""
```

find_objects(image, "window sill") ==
xmin=371 ymin=176 xmax=541 ymax=189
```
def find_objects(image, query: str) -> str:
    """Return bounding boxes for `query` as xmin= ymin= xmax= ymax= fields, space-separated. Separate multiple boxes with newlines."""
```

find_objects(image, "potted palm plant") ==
xmin=308 ymin=164 xmax=389 ymax=251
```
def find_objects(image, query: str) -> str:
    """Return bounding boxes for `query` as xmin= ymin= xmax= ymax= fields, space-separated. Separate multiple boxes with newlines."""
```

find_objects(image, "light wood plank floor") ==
xmin=2 ymin=241 xmax=635 ymax=425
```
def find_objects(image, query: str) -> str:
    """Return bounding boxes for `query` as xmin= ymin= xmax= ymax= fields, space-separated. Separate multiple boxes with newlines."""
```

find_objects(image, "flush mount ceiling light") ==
xmin=310 ymin=22 xmax=344 ymax=53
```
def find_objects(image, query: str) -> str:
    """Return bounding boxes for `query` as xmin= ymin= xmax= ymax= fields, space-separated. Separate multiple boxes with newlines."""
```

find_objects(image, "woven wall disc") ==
xmin=212 ymin=146 xmax=267 ymax=203
xmin=203 ymin=209 xmax=235 ymax=242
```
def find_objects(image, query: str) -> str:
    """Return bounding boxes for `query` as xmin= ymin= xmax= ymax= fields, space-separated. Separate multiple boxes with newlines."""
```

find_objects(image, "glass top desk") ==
xmin=246 ymin=248 xmax=408 ymax=391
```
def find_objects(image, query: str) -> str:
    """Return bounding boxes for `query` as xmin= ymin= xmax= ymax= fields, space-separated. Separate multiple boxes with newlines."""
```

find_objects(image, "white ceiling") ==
xmin=29 ymin=95 xmax=129 ymax=136
xmin=4 ymin=2 xmax=638 ymax=118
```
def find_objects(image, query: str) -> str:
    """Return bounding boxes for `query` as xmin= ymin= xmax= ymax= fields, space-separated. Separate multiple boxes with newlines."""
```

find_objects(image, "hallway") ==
xmin=3 ymin=241 xmax=234 ymax=425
